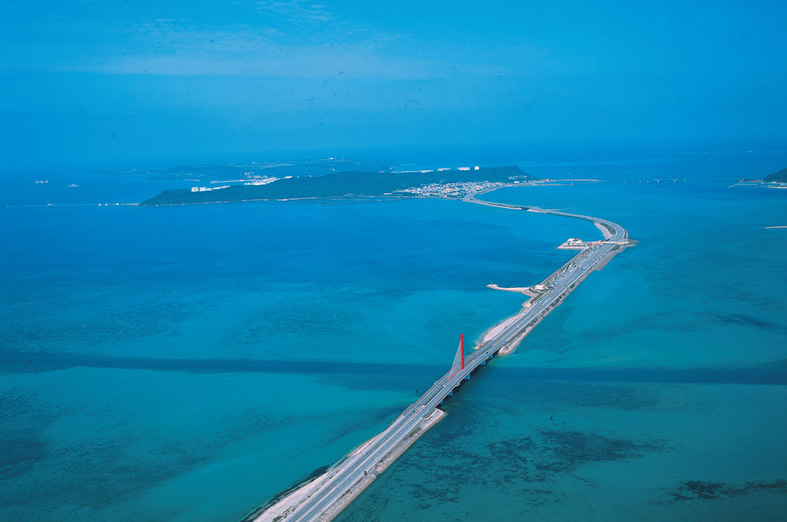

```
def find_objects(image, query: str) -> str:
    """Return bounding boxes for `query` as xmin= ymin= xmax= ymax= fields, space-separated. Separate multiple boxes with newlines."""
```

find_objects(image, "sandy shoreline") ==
xmin=486 ymin=283 xmax=539 ymax=297
xmin=479 ymin=314 xmax=521 ymax=345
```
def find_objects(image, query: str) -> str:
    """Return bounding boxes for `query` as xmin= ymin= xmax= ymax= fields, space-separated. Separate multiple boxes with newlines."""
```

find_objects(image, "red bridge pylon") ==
xmin=449 ymin=334 xmax=464 ymax=380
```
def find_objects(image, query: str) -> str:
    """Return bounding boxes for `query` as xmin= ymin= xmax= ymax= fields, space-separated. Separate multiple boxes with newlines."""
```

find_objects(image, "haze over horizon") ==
xmin=2 ymin=1 xmax=786 ymax=170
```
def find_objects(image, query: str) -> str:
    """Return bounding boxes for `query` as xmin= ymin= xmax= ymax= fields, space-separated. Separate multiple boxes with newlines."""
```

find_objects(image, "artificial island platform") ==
xmin=243 ymin=199 xmax=635 ymax=522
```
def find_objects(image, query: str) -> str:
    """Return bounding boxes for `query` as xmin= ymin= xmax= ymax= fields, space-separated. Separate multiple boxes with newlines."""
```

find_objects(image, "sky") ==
xmin=1 ymin=0 xmax=786 ymax=170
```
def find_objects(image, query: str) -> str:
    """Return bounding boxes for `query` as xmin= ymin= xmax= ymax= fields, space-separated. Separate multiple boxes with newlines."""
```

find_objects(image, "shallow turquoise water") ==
xmin=2 ymin=152 xmax=786 ymax=520
xmin=1 ymin=187 xmax=579 ymax=520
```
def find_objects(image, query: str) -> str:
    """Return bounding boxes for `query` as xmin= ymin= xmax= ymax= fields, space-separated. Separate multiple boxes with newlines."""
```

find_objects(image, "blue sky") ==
xmin=1 ymin=0 xmax=786 ymax=169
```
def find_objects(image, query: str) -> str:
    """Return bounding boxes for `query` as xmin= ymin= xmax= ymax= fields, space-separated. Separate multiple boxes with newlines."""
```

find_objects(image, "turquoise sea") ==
xmin=1 ymin=150 xmax=786 ymax=520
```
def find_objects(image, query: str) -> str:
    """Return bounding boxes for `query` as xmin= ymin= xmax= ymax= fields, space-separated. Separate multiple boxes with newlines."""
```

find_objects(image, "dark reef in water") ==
xmin=670 ymin=479 xmax=787 ymax=501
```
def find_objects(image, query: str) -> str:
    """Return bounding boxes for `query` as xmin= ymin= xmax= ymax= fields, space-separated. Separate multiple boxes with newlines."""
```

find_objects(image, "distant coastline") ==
xmin=732 ymin=166 xmax=787 ymax=189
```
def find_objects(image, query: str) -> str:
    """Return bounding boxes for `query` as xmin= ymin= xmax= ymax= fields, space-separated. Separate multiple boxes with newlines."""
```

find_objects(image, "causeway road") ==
xmin=248 ymin=203 xmax=632 ymax=522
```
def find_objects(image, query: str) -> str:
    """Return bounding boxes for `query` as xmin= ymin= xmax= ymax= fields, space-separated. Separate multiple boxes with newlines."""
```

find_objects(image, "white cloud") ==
xmin=254 ymin=0 xmax=335 ymax=24
xmin=55 ymin=17 xmax=506 ymax=80
xmin=38 ymin=7 xmax=563 ymax=81
xmin=64 ymin=39 xmax=442 ymax=79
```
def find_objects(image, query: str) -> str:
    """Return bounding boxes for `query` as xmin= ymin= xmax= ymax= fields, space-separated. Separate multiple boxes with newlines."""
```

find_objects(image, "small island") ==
xmin=733 ymin=167 xmax=787 ymax=189
xmin=139 ymin=164 xmax=538 ymax=206
xmin=135 ymin=158 xmax=397 ymax=182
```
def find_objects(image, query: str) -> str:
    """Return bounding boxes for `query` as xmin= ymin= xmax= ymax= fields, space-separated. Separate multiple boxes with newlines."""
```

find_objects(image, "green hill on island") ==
xmin=139 ymin=166 xmax=536 ymax=206
xmin=764 ymin=168 xmax=787 ymax=182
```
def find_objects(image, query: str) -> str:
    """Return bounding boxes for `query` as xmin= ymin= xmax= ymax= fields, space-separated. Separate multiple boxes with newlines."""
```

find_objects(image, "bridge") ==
xmin=244 ymin=204 xmax=633 ymax=522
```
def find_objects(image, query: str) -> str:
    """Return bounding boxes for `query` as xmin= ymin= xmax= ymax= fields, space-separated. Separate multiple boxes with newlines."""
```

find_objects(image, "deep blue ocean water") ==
xmin=1 ymin=150 xmax=786 ymax=520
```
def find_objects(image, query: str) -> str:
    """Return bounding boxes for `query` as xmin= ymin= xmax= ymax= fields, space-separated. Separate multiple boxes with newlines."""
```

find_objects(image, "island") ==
xmin=126 ymin=158 xmax=397 ymax=182
xmin=139 ymin=165 xmax=538 ymax=206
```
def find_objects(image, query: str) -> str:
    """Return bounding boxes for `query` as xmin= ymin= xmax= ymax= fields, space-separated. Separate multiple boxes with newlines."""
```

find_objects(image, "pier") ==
xmin=245 ymin=202 xmax=634 ymax=522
